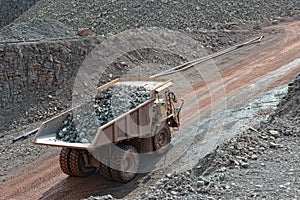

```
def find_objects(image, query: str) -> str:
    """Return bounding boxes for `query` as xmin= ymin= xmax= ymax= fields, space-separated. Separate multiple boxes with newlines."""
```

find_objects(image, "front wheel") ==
xmin=153 ymin=126 xmax=171 ymax=154
xmin=110 ymin=144 xmax=139 ymax=183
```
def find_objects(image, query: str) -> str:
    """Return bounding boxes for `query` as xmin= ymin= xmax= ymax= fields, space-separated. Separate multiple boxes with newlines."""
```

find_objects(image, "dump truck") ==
xmin=33 ymin=77 xmax=183 ymax=182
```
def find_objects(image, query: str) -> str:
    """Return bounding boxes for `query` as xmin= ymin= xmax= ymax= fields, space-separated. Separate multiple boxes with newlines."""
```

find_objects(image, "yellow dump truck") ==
xmin=33 ymin=77 xmax=183 ymax=182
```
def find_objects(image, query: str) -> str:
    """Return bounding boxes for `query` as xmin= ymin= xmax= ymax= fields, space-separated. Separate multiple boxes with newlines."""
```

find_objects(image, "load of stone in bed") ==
xmin=56 ymin=84 xmax=150 ymax=143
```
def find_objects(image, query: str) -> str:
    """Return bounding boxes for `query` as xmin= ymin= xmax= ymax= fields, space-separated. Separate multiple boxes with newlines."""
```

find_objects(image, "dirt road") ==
xmin=1 ymin=21 xmax=299 ymax=200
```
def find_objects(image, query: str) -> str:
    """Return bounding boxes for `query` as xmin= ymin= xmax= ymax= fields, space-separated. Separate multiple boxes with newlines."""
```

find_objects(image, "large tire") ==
xmin=69 ymin=149 xmax=96 ymax=177
xmin=59 ymin=148 xmax=73 ymax=176
xmin=110 ymin=144 xmax=139 ymax=183
xmin=60 ymin=148 xmax=96 ymax=177
xmin=99 ymin=162 xmax=114 ymax=181
xmin=153 ymin=126 xmax=171 ymax=154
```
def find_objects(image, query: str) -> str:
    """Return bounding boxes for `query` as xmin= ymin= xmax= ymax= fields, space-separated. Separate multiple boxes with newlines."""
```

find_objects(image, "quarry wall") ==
xmin=0 ymin=37 xmax=102 ymax=131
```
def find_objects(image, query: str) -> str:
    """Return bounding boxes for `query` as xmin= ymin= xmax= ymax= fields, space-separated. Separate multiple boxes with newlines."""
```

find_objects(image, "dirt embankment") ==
xmin=277 ymin=74 xmax=300 ymax=116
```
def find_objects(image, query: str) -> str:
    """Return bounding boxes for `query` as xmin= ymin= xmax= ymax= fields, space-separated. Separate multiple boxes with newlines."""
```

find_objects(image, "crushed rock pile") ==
xmin=56 ymin=84 xmax=150 ymax=143
xmin=95 ymin=85 xmax=150 ymax=126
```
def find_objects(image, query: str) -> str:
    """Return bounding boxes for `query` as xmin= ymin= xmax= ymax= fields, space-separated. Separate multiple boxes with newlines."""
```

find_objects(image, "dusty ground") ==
xmin=0 ymin=21 xmax=299 ymax=199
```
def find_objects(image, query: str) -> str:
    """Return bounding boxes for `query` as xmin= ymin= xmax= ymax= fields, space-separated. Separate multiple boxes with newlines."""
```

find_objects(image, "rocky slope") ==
xmin=0 ymin=18 xmax=76 ymax=42
xmin=0 ymin=37 xmax=103 ymax=133
xmin=15 ymin=0 xmax=300 ymax=36
xmin=1 ymin=0 xmax=299 ymax=53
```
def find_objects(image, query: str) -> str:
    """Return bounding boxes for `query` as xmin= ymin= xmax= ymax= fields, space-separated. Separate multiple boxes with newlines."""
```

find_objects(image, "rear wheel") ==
xmin=59 ymin=148 xmax=73 ymax=176
xmin=153 ymin=126 xmax=171 ymax=154
xmin=110 ymin=144 xmax=139 ymax=183
xmin=59 ymin=148 xmax=96 ymax=177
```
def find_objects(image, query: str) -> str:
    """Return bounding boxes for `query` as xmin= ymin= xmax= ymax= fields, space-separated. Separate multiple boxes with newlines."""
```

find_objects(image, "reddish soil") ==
xmin=182 ymin=21 xmax=299 ymax=126
xmin=1 ymin=21 xmax=299 ymax=200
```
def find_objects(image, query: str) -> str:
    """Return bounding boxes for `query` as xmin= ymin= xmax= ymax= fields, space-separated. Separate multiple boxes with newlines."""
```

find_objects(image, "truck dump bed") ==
xmin=33 ymin=77 xmax=173 ymax=150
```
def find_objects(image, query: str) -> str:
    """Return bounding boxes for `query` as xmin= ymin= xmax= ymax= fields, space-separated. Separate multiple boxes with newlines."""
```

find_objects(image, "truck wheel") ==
xmin=153 ymin=126 xmax=171 ymax=154
xmin=99 ymin=162 xmax=114 ymax=181
xmin=59 ymin=148 xmax=73 ymax=176
xmin=110 ymin=145 xmax=139 ymax=183
xmin=68 ymin=149 xmax=96 ymax=177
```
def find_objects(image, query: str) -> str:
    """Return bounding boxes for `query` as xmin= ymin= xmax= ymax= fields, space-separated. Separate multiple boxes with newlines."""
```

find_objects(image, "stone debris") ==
xmin=95 ymin=85 xmax=150 ymax=126
xmin=77 ymin=28 xmax=95 ymax=36
xmin=56 ymin=84 xmax=150 ymax=143
xmin=84 ymin=195 xmax=113 ymax=200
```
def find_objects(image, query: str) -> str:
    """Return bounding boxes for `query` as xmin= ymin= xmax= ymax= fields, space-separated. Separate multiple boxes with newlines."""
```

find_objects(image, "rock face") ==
xmin=56 ymin=84 xmax=150 ymax=143
xmin=0 ymin=37 xmax=102 ymax=133
xmin=0 ymin=0 xmax=38 ymax=28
